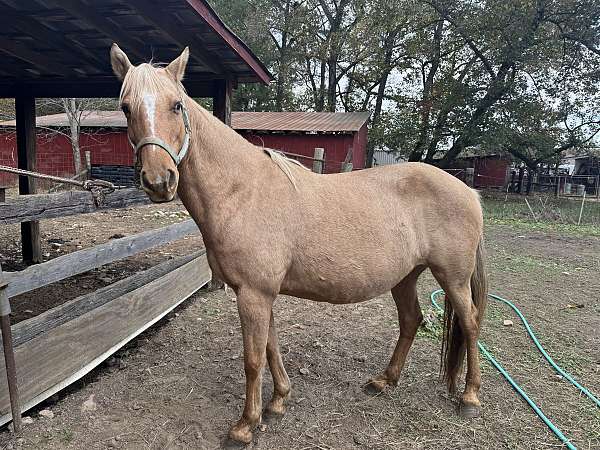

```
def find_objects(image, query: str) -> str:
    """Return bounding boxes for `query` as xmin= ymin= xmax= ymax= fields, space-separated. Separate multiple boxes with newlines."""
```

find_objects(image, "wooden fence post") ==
xmin=313 ymin=148 xmax=324 ymax=174
xmin=0 ymin=264 xmax=21 ymax=433
xmin=85 ymin=151 xmax=91 ymax=179
xmin=341 ymin=147 xmax=353 ymax=172
xmin=465 ymin=167 xmax=475 ymax=187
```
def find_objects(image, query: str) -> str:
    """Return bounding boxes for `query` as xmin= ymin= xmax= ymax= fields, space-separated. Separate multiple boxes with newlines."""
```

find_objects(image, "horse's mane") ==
xmin=120 ymin=62 xmax=308 ymax=189
xmin=263 ymin=148 xmax=309 ymax=190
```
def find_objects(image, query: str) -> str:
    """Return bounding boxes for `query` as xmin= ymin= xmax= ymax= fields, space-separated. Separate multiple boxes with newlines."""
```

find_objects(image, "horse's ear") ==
xmin=110 ymin=43 xmax=132 ymax=81
xmin=166 ymin=47 xmax=189 ymax=82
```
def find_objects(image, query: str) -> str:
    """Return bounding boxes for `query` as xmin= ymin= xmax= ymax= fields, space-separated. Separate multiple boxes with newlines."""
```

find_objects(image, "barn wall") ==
xmin=0 ymin=126 xmax=367 ymax=185
xmin=0 ymin=129 xmax=133 ymax=186
xmin=352 ymin=124 xmax=368 ymax=169
xmin=473 ymin=157 xmax=509 ymax=188
xmin=239 ymin=132 xmax=361 ymax=173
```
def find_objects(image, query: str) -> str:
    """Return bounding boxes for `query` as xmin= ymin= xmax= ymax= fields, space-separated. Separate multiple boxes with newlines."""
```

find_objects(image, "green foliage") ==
xmin=208 ymin=0 xmax=600 ymax=166
xmin=418 ymin=307 xmax=444 ymax=340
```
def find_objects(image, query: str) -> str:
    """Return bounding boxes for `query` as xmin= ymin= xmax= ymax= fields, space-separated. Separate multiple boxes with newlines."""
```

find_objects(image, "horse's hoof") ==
xmin=364 ymin=378 xmax=387 ymax=395
xmin=228 ymin=424 xmax=253 ymax=445
xmin=459 ymin=403 xmax=481 ymax=419
xmin=264 ymin=401 xmax=286 ymax=421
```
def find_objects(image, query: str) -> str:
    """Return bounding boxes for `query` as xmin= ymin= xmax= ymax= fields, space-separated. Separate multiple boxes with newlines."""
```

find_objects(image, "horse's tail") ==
xmin=441 ymin=236 xmax=488 ymax=394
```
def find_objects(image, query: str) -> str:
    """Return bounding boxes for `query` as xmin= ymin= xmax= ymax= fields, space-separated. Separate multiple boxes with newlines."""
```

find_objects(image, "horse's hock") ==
xmin=0 ymin=189 xmax=211 ymax=428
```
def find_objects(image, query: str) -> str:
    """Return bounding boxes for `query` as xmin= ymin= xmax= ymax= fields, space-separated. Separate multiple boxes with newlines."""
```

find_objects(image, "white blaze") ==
xmin=142 ymin=93 xmax=157 ymax=136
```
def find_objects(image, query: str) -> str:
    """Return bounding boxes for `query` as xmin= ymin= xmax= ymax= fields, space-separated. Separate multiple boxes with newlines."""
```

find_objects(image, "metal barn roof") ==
xmin=0 ymin=110 xmax=371 ymax=134
xmin=232 ymin=112 xmax=370 ymax=133
xmin=0 ymin=0 xmax=272 ymax=98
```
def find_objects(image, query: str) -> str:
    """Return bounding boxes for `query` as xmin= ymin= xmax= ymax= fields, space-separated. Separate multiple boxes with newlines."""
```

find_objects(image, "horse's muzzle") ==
xmin=140 ymin=168 xmax=178 ymax=202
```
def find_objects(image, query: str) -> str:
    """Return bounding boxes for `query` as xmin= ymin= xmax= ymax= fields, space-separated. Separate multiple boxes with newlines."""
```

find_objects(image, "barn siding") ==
xmin=473 ymin=157 xmax=509 ymax=188
xmin=0 ymin=130 xmax=133 ymax=186
xmin=0 ymin=126 xmax=366 ymax=185
xmin=239 ymin=132 xmax=364 ymax=174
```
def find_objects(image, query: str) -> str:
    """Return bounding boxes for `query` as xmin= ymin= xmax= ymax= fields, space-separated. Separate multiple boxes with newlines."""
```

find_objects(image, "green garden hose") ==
xmin=430 ymin=290 xmax=600 ymax=450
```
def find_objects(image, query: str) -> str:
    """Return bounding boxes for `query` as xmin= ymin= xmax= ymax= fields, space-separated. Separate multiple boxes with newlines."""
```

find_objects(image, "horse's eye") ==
xmin=174 ymin=101 xmax=183 ymax=113
xmin=121 ymin=104 xmax=130 ymax=115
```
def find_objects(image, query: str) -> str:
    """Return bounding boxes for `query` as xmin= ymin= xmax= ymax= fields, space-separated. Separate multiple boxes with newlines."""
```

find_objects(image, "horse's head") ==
xmin=110 ymin=44 xmax=191 ymax=203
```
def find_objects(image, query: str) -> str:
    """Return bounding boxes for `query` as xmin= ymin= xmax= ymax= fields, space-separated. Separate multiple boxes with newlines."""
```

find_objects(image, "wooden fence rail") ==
xmin=5 ymin=219 xmax=199 ymax=298
xmin=0 ymin=187 xmax=149 ymax=224
xmin=0 ymin=252 xmax=210 ymax=426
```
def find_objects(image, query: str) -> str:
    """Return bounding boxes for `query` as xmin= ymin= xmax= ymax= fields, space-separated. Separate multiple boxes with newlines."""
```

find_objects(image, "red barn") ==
xmin=0 ymin=110 xmax=370 ymax=185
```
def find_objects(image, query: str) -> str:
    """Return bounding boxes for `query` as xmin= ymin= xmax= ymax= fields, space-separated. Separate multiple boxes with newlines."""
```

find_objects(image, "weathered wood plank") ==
xmin=12 ymin=252 xmax=203 ymax=347
xmin=5 ymin=219 xmax=200 ymax=298
xmin=0 ymin=253 xmax=211 ymax=424
xmin=0 ymin=188 xmax=150 ymax=225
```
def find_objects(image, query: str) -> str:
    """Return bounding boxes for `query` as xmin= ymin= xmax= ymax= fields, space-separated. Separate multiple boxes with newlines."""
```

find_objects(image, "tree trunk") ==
xmin=63 ymin=98 xmax=82 ymax=175
xmin=365 ymin=29 xmax=399 ymax=168
xmin=408 ymin=21 xmax=443 ymax=163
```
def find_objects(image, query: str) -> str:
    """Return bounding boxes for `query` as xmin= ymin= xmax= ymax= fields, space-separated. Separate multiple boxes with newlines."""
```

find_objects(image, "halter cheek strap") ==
xmin=129 ymin=104 xmax=192 ymax=167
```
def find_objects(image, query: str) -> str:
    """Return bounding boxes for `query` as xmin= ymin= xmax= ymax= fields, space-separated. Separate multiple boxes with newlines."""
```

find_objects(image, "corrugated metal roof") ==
xmin=232 ymin=112 xmax=370 ymax=133
xmin=0 ymin=110 xmax=371 ymax=134
xmin=0 ymin=111 xmax=126 ymax=129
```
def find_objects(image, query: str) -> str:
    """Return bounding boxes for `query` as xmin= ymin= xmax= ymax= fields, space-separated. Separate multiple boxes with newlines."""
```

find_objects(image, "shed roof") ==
xmin=0 ymin=110 xmax=371 ymax=134
xmin=232 ymin=112 xmax=370 ymax=133
xmin=0 ymin=0 xmax=272 ymax=98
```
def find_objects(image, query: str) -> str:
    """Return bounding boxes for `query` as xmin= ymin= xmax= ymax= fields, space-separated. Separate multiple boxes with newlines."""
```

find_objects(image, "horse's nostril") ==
xmin=140 ymin=170 xmax=151 ymax=189
xmin=167 ymin=169 xmax=178 ymax=190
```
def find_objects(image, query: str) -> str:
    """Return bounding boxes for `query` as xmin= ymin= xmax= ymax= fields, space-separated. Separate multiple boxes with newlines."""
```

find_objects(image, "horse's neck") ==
xmin=176 ymin=101 xmax=263 ymax=233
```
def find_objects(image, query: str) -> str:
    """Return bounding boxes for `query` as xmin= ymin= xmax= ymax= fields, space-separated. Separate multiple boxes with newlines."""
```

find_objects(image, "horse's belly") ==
xmin=280 ymin=257 xmax=414 ymax=304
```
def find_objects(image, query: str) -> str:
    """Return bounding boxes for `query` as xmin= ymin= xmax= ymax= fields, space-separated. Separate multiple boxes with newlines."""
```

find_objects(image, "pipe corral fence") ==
xmin=0 ymin=187 xmax=211 ymax=429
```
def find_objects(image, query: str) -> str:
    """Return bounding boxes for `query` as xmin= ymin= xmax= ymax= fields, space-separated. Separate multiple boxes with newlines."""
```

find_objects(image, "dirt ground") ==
xmin=0 ymin=198 xmax=599 ymax=450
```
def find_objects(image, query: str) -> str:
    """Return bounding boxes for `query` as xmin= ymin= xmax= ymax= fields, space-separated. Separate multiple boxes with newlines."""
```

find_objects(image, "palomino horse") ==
xmin=110 ymin=44 xmax=488 ymax=444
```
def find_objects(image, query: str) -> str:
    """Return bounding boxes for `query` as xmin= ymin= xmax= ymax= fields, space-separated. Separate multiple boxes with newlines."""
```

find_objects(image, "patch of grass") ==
xmin=489 ymin=252 xmax=570 ymax=275
xmin=417 ymin=307 xmax=443 ymax=340
xmin=486 ymin=217 xmax=600 ymax=237
xmin=481 ymin=192 xmax=600 ymax=234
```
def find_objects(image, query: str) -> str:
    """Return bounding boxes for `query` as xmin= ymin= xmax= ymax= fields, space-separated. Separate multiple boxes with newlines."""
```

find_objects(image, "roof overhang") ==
xmin=0 ymin=0 xmax=272 ymax=98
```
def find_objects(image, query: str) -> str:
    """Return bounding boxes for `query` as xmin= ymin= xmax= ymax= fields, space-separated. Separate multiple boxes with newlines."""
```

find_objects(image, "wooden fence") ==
xmin=0 ymin=187 xmax=211 ymax=428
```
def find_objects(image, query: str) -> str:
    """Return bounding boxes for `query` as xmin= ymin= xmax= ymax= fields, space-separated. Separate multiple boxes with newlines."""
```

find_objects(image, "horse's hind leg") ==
xmin=367 ymin=267 xmax=424 ymax=392
xmin=433 ymin=273 xmax=482 ymax=418
xmin=265 ymin=311 xmax=291 ymax=416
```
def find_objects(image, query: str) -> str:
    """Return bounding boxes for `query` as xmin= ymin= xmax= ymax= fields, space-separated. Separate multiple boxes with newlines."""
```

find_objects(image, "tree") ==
xmin=210 ymin=0 xmax=600 ymax=168
xmin=37 ymin=98 xmax=116 ymax=175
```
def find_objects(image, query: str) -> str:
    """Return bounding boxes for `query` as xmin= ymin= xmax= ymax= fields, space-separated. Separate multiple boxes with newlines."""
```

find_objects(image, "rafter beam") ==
xmin=0 ymin=16 xmax=105 ymax=76
xmin=0 ymin=37 xmax=73 ymax=77
xmin=49 ymin=0 xmax=149 ymax=62
xmin=128 ymin=0 xmax=223 ymax=74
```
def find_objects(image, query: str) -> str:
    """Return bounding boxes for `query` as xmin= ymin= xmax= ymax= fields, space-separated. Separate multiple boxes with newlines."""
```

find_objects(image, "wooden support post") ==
xmin=210 ymin=79 xmax=233 ymax=291
xmin=313 ymin=148 xmax=325 ymax=174
xmin=0 ymin=264 xmax=21 ymax=433
xmin=212 ymin=79 xmax=232 ymax=126
xmin=15 ymin=95 xmax=41 ymax=264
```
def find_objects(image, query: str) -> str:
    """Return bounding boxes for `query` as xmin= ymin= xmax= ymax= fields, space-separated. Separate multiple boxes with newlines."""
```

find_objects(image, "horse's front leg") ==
xmin=229 ymin=288 xmax=273 ymax=444
xmin=265 ymin=310 xmax=291 ymax=416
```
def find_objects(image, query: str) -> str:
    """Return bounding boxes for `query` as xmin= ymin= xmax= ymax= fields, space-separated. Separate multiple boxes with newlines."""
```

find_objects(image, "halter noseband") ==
xmin=129 ymin=102 xmax=192 ymax=167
